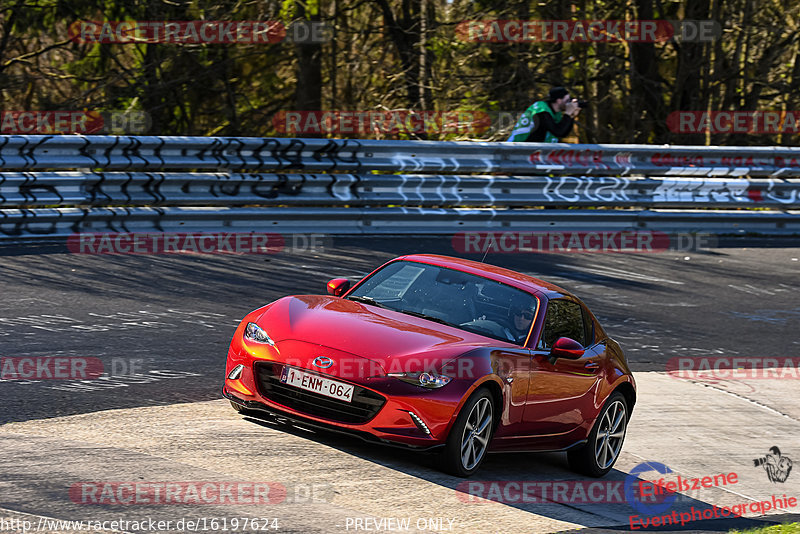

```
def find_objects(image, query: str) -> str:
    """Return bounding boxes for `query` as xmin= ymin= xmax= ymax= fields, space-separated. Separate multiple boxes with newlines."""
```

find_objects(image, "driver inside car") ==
xmin=504 ymin=305 xmax=534 ymax=344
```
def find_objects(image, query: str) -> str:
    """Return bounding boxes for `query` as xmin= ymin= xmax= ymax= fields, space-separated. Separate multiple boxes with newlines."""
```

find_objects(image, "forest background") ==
xmin=0 ymin=0 xmax=796 ymax=145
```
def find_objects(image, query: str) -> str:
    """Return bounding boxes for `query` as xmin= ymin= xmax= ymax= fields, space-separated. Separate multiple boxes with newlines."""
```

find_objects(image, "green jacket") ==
xmin=507 ymin=100 xmax=564 ymax=143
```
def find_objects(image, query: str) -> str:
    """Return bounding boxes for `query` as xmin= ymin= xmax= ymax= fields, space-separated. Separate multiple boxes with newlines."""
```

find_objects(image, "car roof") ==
xmin=392 ymin=254 xmax=571 ymax=299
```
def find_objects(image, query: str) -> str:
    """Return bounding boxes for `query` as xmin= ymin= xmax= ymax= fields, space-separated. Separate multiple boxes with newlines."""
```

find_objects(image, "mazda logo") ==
xmin=312 ymin=356 xmax=334 ymax=369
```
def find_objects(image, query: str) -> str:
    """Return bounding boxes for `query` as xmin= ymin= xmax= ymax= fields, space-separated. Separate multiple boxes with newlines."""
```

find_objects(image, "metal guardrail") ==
xmin=2 ymin=135 xmax=800 ymax=175
xmin=4 ymin=207 xmax=800 ymax=237
xmin=2 ymin=172 xmax=799 ymax=208
xmin=0 ymin=172 xmax=800 ymax=208
xmin=2 ymin=135 xmax=800 ymax=238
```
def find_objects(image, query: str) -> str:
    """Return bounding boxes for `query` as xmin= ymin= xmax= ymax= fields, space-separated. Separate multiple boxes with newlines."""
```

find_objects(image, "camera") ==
xmin=577 ymin=99 xmax=589 ymax=109
xmin=753 ymin=457 xmax=768 ymax=467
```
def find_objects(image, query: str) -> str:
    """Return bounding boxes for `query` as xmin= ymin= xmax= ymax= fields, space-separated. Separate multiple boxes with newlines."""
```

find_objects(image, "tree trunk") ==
xmin=630 ymin=0 xmax=666 ymax=143
xmin=295 ymin=1 xmax=323 ymax=113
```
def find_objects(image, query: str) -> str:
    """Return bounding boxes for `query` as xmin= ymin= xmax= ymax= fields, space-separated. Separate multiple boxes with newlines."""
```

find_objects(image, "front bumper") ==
xmin=222 ymin=386 xmax=445 ymax=452
xmin=223 ymin=346 xmax=473 ymax=448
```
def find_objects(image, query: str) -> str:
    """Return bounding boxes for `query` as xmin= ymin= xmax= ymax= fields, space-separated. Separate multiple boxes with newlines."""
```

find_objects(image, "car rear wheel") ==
xmin=440 ymin=388 xmax=495 ymax=477
xmin=568 ymin=392 xmax=628 ymax=477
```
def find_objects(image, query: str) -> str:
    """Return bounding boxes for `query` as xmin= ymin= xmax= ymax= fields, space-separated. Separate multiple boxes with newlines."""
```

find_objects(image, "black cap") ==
xmin=548 ymin=86 xmax=569 ymax=102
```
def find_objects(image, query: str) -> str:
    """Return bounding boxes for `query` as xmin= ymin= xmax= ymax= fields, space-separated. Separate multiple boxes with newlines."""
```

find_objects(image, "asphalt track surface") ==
xmin=1 ymin=237 xmax=799 ymax=533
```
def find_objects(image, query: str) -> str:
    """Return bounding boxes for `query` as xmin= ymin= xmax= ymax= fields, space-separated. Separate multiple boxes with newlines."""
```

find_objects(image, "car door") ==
xmin=489 ymin=345 xmax=533 ymax=443
xmin=525 ymin=297 xmax=604 ymax=436
xmin=471 ymin=283 xmax=538 ymax=445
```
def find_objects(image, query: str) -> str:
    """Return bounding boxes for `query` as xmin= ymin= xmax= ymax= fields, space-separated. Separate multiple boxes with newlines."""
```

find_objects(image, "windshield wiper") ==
xmin=395 ymin=309 xmax=458 ymax=328
xmin=346 ymin=295 xmax=387 ymax=308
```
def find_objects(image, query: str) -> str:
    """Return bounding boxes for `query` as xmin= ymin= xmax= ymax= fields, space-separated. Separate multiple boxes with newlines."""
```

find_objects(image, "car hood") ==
xmin=256 ymin=295 xmax=497 ymax=371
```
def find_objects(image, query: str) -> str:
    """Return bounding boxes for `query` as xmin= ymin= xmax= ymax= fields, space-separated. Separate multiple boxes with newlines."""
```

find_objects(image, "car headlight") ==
xmin=244 ymin=322 xmax=275 ymax=346
xmin=387 ymin=371 xmax=451 ymax=389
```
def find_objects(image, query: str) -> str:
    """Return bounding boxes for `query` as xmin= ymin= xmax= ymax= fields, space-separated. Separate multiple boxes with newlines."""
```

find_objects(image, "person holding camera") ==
xmin=507 ymin=86 xmax=583 ymax=143
xmin=753 ymin=446 xmax=793 ymax=483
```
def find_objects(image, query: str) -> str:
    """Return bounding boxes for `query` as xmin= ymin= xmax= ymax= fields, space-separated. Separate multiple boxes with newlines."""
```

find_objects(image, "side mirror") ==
xmin=551 ymin=337 xmax=585 ymax=360
xmin=327 ymin=278 xmax=350 ymax=297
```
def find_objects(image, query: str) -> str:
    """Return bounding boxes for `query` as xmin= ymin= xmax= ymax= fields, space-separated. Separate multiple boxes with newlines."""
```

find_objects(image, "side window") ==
xmin=539 ymin=299 xmax=587 ymax=349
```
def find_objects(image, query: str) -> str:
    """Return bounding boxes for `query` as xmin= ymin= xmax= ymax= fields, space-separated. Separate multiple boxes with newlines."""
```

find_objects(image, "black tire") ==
xmin=230 ymin=400 xmax=246 ymax=413
xmin=568 ymin=391 xmax=628 ymax=477
xmin=440 ymin=388 xmax=495 ymax=477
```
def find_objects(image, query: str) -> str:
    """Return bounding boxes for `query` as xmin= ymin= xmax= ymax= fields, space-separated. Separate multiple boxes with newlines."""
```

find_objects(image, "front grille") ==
xmin=254 ymin=362 xmax=386 ymax=424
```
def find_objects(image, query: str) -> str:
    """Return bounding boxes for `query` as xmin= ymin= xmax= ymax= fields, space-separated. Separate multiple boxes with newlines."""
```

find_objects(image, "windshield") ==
xmin=348 ymin=260 xmax=538 ymax=345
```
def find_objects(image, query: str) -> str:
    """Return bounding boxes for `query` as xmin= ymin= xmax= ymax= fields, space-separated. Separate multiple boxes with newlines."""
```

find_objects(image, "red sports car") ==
xmin=223 ymin=254 xmax=635 ymax=477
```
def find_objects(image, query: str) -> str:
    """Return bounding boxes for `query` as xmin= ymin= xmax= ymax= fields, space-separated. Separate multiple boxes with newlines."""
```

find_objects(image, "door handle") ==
xmin=584 ymin=362 xmax=600 ymax=371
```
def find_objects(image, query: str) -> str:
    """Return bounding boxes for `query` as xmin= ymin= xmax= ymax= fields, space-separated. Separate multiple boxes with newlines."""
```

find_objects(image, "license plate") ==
xmin=280 ymin=366 xmax=354 ymax=402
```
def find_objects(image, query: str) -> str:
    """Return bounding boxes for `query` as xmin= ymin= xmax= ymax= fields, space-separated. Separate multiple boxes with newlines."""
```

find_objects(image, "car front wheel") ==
xmin=568 ymin=391 xmax=628 ymax=477
xmin=440 ymin=388 xmax=495 ymax=477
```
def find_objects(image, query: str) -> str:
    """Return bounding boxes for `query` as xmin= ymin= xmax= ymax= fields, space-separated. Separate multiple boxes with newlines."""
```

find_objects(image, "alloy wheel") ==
xmin=593 ymin=399 xmax=627 ymax=469
xmin=460 ymin=397 xmax=493 ymax=471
